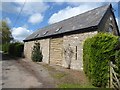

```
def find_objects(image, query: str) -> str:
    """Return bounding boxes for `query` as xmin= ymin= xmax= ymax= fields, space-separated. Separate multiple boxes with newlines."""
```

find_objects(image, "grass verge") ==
xmin=40 ymin=63 xmax=97 ymax=88
xmin=53 ymin=72 xmax=67 ymax=79
xmin=58 ymin=83 xmax=96 ymax=88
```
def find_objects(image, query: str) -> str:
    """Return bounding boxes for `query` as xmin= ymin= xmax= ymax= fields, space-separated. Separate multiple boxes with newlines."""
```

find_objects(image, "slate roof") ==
xmin=24 ymin=4 xmax=110 ymax=41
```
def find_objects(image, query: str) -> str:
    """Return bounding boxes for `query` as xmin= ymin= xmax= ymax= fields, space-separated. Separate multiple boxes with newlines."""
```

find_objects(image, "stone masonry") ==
xmin=24 ymin=31 xmax=97 ymax=71
xmin=24 ymin=5 xmax=119 ymax=71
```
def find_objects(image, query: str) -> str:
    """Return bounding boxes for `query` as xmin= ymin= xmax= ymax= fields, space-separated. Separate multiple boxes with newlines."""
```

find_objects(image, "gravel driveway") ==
xmin=2 ymin=58 xmax=55 ymax=88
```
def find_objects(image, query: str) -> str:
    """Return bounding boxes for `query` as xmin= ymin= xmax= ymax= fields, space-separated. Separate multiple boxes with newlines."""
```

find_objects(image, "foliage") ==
xmin=0 ymin=44 xmax=2 ymax=51
xmin=15 ymin=43 xmax=24 ymax=57
xmin=8 ymin=43 xmax=17 ymax=56
xmin=115 ymin=50 xmax=120 ymax=76
xmin=8 ymin=42 xmax=24 ymax=57
xmin=31 ymin=41 xmax=43 ymax=62
xmin=83 ymin=33 xmax=119 ymax=87
xmin=0 ymin=20 xmax=13 ymax=44
xmin=53 ymin=72 xmax=67 ymax=79
xmin=58 ymin=83 xmax=96 ymax=88
xmin=2 ymin=43 xmax=10 ymax=53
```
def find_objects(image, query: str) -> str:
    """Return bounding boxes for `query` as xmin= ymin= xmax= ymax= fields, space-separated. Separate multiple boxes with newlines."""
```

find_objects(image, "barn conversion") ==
xmin=24 ymin=4 xmax=120 ymax=71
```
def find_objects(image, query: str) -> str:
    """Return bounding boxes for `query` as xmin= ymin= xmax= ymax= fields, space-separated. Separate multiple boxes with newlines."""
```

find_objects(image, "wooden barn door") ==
xmin=50 ymin=37 xmax=63 ymax=66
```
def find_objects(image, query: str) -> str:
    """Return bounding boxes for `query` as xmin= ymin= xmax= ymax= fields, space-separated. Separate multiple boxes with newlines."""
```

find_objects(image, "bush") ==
xmin=8 ymin=42 xmax=24 ymax=57
xmin=115 ymin=50 xmax=120 ymax=76
xmin=0 ymin=44 xmax=2 ymax=51
xmin=8 ymin=43 xmax=16 ymax=56
xmin=31 ymin=41 xmax=43 ymax=62
xmin=15 ymin=43 xmax=24 ymax=57
xmin=8 ymin=42 xmax=18 ymax=56
xmin=83 ymin=33 xmax=119 ymax=87
xmin=2 ymin=43 xmax=10 ymax=53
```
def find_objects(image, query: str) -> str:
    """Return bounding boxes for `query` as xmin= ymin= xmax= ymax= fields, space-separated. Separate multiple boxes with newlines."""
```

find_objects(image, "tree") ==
xmin=31 ymin=41 xmax=43 ymax=62
xmin=0 ymin=20 xmax=13 ymax=44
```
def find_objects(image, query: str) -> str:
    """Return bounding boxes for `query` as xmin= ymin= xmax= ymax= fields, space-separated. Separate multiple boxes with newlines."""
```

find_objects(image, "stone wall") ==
xmin=104 ymin=14 xmax=118 ymax=35
xmin=24 ymin=31 xmax=97 ymax=71
xmin=24 ymin=7 xmax=119 ymax=71
xmin=24 ymin=9 xmax=118 ymax=71
xmin=50 ymin=37 xmax=63 ymax=66
xmin=24 ymin=41 xmax=34 ymax=60
xmin=99 ymin=8 xmax=119 ymax=35
xmin=62 ymin=31 xmax=98 ymax=70
xmin=24 ymin=39 xmax=50 ymax=64
xmin=38 ymin=39 xmax=50 ymax=64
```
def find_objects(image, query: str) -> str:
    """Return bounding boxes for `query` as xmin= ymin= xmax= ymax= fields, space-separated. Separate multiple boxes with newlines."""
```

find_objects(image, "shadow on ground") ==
xmin=2 ymin=53 xmax=10 ymax=60
xmin=1 ymin=52 xmax=21 ymax=61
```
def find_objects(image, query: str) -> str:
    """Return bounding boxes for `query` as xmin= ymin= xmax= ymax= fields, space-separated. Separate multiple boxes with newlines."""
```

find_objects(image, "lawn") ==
xmin=41 ymin=63 xmax=96 ymax=88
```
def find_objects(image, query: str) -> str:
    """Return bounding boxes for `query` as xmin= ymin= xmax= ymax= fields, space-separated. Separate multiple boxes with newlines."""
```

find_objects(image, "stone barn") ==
xmin=23 ymin=4 xmax=120 ymax=71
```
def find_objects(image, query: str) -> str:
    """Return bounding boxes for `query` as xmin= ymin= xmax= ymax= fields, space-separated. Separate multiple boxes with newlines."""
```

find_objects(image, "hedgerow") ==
xmin=2 ymin=43 xmax=10 ymax=53
xmin=8 ymin=42 xmax=24 ymax=57
xmin=15 ymin=43 xmax=24 ymax=57
xmin=83 ymin=33 xmax=120 ymax=87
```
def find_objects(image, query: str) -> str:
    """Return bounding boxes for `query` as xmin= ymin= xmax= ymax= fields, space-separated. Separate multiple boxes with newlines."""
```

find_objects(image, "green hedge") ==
xmin=0 ymin=44 xmax=2 ymax=51
xmin=8 ymin=42 xmax=24 ymax=57
xmin=15 ymin=43 xmax=24 ymax=57
xmin=115 ymin=50 xmax=120 ymax=76
xmin=2 ymin=43 xmax=10 ymax=53
xmin=8 ymin=43 xmax=16 ymax=56
xmin=83 ymin=33 xmax=120 ymax=87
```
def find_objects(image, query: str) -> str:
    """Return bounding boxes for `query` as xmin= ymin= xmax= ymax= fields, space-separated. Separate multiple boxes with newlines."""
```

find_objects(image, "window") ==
xmin=34 ymin=34 xmax=39 ymax=38
xmin=75 ymin=46 xmax=77 ymax=60
xmin=108 ymin=25 xmax=113 ymax=33
xmin=43 ymin=31 xmax=48 ymax=35
xmin=56 ymin=27 xmax=62 ymax=32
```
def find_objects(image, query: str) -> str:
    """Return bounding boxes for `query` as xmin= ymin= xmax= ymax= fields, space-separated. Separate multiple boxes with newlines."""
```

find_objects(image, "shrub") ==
xmin=31 ymin=41 xmax=43 ymax=62
xmin=83 ymin=33 xmax=119 ymax=87
xmin=8 ymin=42 xmax=24 ymax=57
xmin=8 ymin=43 xmax=15 ymax=56
xmin=15 ymin=43 xmax=24 ymax=57
xmin=8 ymin=42 xmax=19 ymax=56
xmin=115 ymin=50 xmax=120 ymax=76
xmin=2 ymin=43 xmax=10 ymax=53
xmin=0 ymin=44 xmax=2 ymax=51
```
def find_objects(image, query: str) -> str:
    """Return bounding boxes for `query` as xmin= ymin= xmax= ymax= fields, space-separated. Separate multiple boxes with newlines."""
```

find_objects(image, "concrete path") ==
xmin=2 ymin=58 xmax=55 ymax=88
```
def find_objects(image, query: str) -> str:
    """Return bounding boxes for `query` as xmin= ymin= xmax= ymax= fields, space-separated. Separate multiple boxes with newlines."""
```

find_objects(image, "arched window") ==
xmin=108 ymin=25 xmax=113 ymax=33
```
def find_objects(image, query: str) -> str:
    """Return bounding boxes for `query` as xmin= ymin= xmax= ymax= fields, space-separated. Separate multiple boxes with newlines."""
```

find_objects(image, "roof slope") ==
xmin=24 ymin=4 xmax=110 ymax=41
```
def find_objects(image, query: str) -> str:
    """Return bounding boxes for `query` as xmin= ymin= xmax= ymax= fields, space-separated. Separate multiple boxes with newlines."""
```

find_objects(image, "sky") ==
xmin=1 ymin=0 xmax=120 ymax=42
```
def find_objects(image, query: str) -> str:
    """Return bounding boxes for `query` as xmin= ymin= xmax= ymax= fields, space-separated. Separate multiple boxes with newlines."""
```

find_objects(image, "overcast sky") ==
xmin=1 ymin=0 xmax=120 ymax=42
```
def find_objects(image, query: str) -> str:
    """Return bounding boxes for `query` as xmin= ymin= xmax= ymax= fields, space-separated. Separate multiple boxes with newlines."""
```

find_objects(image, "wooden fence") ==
xmin=110 ymin=61 xmax=120 ymax=89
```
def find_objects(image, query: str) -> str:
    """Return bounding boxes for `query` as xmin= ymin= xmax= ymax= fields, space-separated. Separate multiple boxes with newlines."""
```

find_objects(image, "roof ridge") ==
xmin=24 ymin=4 xmax=110 ymax=41
xmin=35 ymin=4 xmax=110 ymax=32
xmin=51 ymin=4 xmax=110 ymax=24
